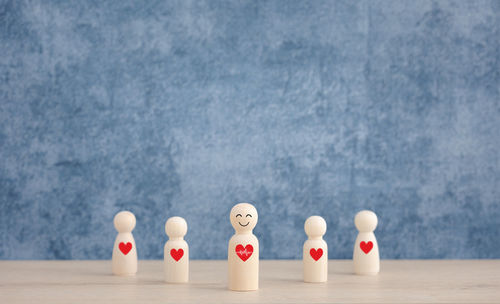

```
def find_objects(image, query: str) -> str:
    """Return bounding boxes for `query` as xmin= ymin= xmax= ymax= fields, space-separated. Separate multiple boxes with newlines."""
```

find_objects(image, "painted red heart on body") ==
xmin=360 ymin=241 xmax=373 ymax=254
xmin=235 ymin=244 xmax=253 ymax=262
xmin=310 ymin=248 xmax=323 ymax=261
xmin=170 ymin=248 xmax=184 ymax=261
xmin=119 ymin=242 xmax=132 ymax=255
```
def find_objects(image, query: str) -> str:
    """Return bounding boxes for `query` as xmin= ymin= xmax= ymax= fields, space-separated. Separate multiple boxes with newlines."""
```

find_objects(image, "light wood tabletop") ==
xmin=1 ymin=260 xmax=499 ymax=303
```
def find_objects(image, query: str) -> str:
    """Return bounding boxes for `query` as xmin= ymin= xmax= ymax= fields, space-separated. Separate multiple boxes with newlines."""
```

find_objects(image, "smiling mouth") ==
xmin=238 ymin=222 xmax=250 ymax=227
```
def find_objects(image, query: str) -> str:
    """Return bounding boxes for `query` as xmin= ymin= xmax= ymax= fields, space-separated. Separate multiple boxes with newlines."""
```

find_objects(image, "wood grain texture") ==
xmin=1 ymin=260 xmax=499 ymax=303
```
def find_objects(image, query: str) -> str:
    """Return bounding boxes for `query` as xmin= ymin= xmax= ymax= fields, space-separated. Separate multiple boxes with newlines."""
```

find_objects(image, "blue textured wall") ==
xmin=1 ymin=0 xmax=499 ymax=260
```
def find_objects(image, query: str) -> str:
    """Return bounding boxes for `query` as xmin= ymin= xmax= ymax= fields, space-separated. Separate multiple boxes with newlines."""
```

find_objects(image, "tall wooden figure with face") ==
xmin=228 ymin=203 xmax=259 ymax=291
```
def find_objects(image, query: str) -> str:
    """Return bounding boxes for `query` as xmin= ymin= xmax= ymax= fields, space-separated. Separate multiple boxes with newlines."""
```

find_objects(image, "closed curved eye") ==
xmin=236 ymin=214 xmax=242 ymax=217
xmin=246 ymin=214 xmax=252 ymax=217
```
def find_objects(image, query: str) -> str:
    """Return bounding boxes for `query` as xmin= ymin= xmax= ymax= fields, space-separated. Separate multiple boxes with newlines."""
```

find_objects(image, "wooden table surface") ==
xmin=1 ymin=260 xmax=499 ymax=303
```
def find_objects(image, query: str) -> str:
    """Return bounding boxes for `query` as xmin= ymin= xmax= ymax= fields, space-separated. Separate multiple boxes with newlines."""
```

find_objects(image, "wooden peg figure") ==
xmin=164 ymin=216 xmax=189 ymax=283
xmin=112 ymin=211 xmax=138 ymax=276
xmin=228 ymin=203 xmax=259 ymax=291
xmin=353 ymin=210 xmax=380 ymax=275
xmin=303 ymin=215 xmax=328 ymax=282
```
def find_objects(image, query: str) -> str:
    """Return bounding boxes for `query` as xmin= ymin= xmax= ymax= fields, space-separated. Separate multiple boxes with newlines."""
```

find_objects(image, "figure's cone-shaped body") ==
xmin=228 ymin=203 xmax=259 ymax=291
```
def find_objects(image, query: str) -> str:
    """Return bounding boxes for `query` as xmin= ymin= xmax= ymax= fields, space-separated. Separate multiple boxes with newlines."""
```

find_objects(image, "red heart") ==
xmin=170 ymin=248 xmax=184 ymax=261
xmin=360 ymin=241 xmax=373 ymax=254
xmin=119 ymin=242 xmax=132 ymax=255
xmin=235 ymin=244 xmax=253 ymax=262
xmin=310 ymin=248 xmax=323 ymax=261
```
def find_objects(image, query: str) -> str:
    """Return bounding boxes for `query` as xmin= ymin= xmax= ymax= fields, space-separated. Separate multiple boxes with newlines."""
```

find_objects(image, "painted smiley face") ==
xmin=230 ymin=203 xmax=258 ymax=232
xmin=236 ymin=213 xmax=253 ymax=227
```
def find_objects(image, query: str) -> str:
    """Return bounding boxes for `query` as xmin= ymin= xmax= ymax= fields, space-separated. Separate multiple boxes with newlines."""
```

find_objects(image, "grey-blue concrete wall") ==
xmin=1 ymin=0 xmax=499 ymax=259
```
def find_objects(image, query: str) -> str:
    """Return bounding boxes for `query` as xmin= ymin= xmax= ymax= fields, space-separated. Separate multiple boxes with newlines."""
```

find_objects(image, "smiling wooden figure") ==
xmin=228 ymin=203 xmax=259 ymax=291
xmin=303 ymin=215 xmax=328 ymax=283
xmin=164 ymin=216 xmax=189 ymax=283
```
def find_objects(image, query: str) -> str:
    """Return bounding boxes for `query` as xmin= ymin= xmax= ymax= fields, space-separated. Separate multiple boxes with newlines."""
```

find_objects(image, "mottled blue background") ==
xmin=1 ymin=0 xmax=499 ymax=260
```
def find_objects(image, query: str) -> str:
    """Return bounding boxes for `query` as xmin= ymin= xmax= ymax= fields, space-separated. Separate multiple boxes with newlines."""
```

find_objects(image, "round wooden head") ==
xmin=230 ymin=203 xmax=258 ymax=233
xmin=114 ymin=211 xmax=136 ymax=233
xmin=304 ymin=215 xmax=327 ymax=237
xmin=354 ymin=210 xmax=378 ymax=232
xmin=165 ymin=216 xmax=188 ymax=238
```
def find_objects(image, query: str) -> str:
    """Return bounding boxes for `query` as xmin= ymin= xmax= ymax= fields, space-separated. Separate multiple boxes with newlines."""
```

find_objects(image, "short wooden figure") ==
xmin=228 ymin=202 xmax=259 ymax=291
xmin=353 ymin=210 xmax=380 ymax=275
xmin=164 ymin=216 xmax=189 ymax=283
xmin=112 ymin=211 xmax=138 ymax=276
xmin=303 ymin=215 xmax=328 ymax=282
